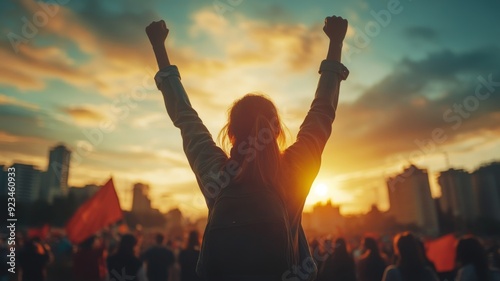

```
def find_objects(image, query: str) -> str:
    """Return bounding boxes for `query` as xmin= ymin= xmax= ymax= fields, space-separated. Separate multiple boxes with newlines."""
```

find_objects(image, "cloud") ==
xmin=0 ymin=94 xmax=39 ymax=110
xmin=319 ymin=47 xmax=500 ymax=174
xmin=62 ymin=106 xmax=106 ymax=127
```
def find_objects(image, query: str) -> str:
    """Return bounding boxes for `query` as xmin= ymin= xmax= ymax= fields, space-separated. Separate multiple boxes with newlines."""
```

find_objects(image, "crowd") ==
xmin=3 ymin=230 xmax=500 ymax=281
xmin=2 ymin=229 xmax=202 ymax=281
xmin=312 ymin=233 xmax=500 ymax=281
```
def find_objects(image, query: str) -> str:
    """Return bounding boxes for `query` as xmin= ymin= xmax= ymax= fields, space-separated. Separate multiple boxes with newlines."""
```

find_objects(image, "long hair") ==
xmin=362 ymin=237 xmax=382 ymax=259
xmin=219 ymin=94 xmax=286 ymax=189
xmin=456 ymin=236 xmax=490 ymax=281
xmin=394 ymin=232 xmax=428 ymax=281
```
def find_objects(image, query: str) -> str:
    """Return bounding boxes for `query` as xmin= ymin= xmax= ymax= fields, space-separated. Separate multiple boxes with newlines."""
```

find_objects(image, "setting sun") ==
xmin=313 ymin=182 xmax=329 ymax=197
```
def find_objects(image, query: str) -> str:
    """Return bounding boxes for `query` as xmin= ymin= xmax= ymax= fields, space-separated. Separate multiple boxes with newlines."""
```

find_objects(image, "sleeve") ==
xmin=283 ymin=60 xmax=347 ymax=201
xmin=155 ymin=66 xmax=228 ymax=208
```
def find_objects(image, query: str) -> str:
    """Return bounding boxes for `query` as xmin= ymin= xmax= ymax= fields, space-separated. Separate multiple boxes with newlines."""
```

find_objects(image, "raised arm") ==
xmin=146 ymin=20 xmax=171 ymax=70
xmin=283 ymin=15 xmax=349 ymax=201
xmin=146 ymin=21 xmax=228 ymax=208
xmin=318 ymin=15 xmax=348 ymax=111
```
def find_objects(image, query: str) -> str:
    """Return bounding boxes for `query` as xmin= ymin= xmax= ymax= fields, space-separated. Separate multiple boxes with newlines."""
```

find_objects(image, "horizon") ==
xmin=1 ymin=0 xmax=499 ymax=219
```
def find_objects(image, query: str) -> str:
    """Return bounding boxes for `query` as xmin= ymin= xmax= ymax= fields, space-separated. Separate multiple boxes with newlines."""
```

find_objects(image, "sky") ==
xmin=1 ymin=0 xmax=499 ymax=218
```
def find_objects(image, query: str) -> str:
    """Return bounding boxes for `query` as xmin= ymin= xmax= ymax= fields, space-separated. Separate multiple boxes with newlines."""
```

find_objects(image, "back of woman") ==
xmin=146 ymin=13 xmax=349 ymax=281
xmin=358 ymin=237 xmax=387 ymax=281
xmin=456 ymin=236 xmax=496 ymax=281
xmin=319 ymin=238 xmax=357 ymax=281
xmin=382 ymin=233 xmax=439 ymax=281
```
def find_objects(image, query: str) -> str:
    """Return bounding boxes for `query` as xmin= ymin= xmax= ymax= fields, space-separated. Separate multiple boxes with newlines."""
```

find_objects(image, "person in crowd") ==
xmin=357 ymin=237 xmax=387 ymax=281
xmin=415 ymin=238 xmax=437 ymax=274
xmin=73 ymin=235 xmax=107 ymax=281
xmin=455 ymin=236 xmax=500 ymax=281
xmin=318 ymin=238 xmax=357 ymax=281
xmin=487 ymin=244 xmax=500 ymax=272
xmin=382 ymin=232 xmax=439 ymax=281
xmin=140 ymin=233 xmax=175 ymax=281
xmin=106 ymin=234 xmax=147 ymax=281
xmin=146 ymin=12 xmax=349 ymax=280
xmin=18 ymin=237 xmax=51 ymax=281
xmin=178 ymin=230 xmax=202 ymax=281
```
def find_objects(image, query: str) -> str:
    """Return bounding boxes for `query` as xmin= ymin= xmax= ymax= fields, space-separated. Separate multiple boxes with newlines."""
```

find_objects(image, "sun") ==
xmin=313 ymin=182 xmax=328 ymax=197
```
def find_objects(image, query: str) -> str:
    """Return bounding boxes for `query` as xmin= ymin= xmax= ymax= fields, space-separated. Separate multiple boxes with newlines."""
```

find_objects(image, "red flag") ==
xmin=27 ymin=224 xmax=50 ymax=240
xmin=425 ymin=234 xmax=457 ymax=272
xmin=65 ymin=178 xmax=123 ymax=244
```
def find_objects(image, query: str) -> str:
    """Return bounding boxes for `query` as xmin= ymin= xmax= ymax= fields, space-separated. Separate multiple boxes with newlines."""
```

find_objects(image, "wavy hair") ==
xmin=218 ymin=94 xmax=287 ymax=189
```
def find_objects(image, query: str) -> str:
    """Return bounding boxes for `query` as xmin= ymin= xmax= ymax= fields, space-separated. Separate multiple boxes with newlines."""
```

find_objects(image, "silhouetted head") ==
xmin=394 ymin=232 xmax=427 ymax=280
xmin=155 ymin=233 xmax=164 ymax=245
xmin=363 ymin=237 xmax=380 ymax=257
xmin=117 ymin=234 xmax=137 ymax=257
xmin=456 ymin=236 xmax=489 ymax=280
xmin=186 ymin=230 xmax=200 ymax=250
xmin=332 ymin=238 xmax=349 ymax=258
xmin=220 ymin=94 xmax=286 ymax=187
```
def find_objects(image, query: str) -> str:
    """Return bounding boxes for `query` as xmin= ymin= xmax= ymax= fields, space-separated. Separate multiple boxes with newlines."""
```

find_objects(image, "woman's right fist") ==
xmin=323 ymin=16 xmax=348 ymax=43
xmin=146 ymin=20 xmax=169 ymax=46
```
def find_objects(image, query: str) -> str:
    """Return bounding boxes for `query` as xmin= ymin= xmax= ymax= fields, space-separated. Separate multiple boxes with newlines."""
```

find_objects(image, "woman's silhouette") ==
xmin=146 ymin=15 xmax=349 ymax=280
xmin=381 ymin=232 xmax=439 ymax=281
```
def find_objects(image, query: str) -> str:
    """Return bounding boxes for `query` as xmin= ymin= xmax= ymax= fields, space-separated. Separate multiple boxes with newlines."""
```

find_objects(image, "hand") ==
xmin=146 ymin=20 xmax=169 ymax=46
xmin=323 ymin=16 xmax=348 ymax=43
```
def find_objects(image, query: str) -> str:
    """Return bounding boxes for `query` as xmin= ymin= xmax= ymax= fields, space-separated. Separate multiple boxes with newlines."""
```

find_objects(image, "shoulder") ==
xmin=382 ymin=265 xmax=400 ymax=281
xmin=423 ymin=266 xmax=439 ymax=280
xmin=458 ymin=264 xmax=476 ymax=275
xmin=490 ymin=269 xmax=500 ymax=281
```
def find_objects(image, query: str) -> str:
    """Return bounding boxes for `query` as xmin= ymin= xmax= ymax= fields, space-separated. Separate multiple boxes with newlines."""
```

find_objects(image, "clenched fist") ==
xmin=146 ymin=20 xmax=169 ymax=46
xmin=323 ymin=16 xmax=348 ymax=43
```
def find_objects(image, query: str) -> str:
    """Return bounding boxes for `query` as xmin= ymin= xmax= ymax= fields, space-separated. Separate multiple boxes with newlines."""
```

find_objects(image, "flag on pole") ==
xmin=425 ymin=234 xmax=457 ymax=272
xmin=65 ymin=178 xmax=123 ymax=244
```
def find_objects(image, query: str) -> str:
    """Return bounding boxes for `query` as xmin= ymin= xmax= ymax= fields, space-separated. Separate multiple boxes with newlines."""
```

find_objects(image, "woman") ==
xmin=382 ymin=232 xmax=439 ymax=281
xmin=455 ymin=236 xmax=500 ymax=281
xmin=106 ymin=234 xmax=147 ymax=281
xmin=146 ymin=15 xmax=349 ymax=280
xmin=179 ymin=230 xmax=203 ymax=281
xmin=358 ymin=237 xmax=387 ymax=281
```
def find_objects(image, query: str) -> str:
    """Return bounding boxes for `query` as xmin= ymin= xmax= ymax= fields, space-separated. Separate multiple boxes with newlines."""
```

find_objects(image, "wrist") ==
xmin=151 ymin=42 xmax=166 ymax=50
xmin=329 ymin=40 xmax=343 ymax=48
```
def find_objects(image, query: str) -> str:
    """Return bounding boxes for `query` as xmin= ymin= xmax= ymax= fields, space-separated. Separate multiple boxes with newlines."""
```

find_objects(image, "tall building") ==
xmin=45 ymin=144 xmax=71 ymax=203
xmin=438 ymin=169 xmax=479 ymax=221
xmin=132 ymin=183 xmax=152 ymax=213
xmin=386 ymin=164 xmax=439 ymax=235
xmin=471 ymin=162 xmax=500 ymax=222
xmin=11 ymin=163 xmax=41 ymax=203
xmin=0 ymin=165 xmax=6 ymax=195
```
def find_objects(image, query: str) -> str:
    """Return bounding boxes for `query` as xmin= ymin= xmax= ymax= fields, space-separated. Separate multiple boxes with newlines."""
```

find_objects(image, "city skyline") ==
xmin=1 ymin=0 xmax=499 ymax=217
xmin=2 ymin=142 xmax=499 ymax=220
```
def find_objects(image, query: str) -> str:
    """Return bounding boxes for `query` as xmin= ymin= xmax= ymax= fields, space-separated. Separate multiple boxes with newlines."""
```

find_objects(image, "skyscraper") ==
xmin=438 ymin=168 xmax=479 ymax=222
xmin=0 ymin=165 xmax=6 ymax=195
xmin=132 ymin=183 xmax=152 ymax=213
xmin=471 ymin=162 xmax=500 ymax=222
xmin=45 ymin=144 xmax=71 ymax=203
xmin=386 ymin=164 xmax=439 ymax=235
xmin=12 ymin=163 xmax=41 ymax=203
